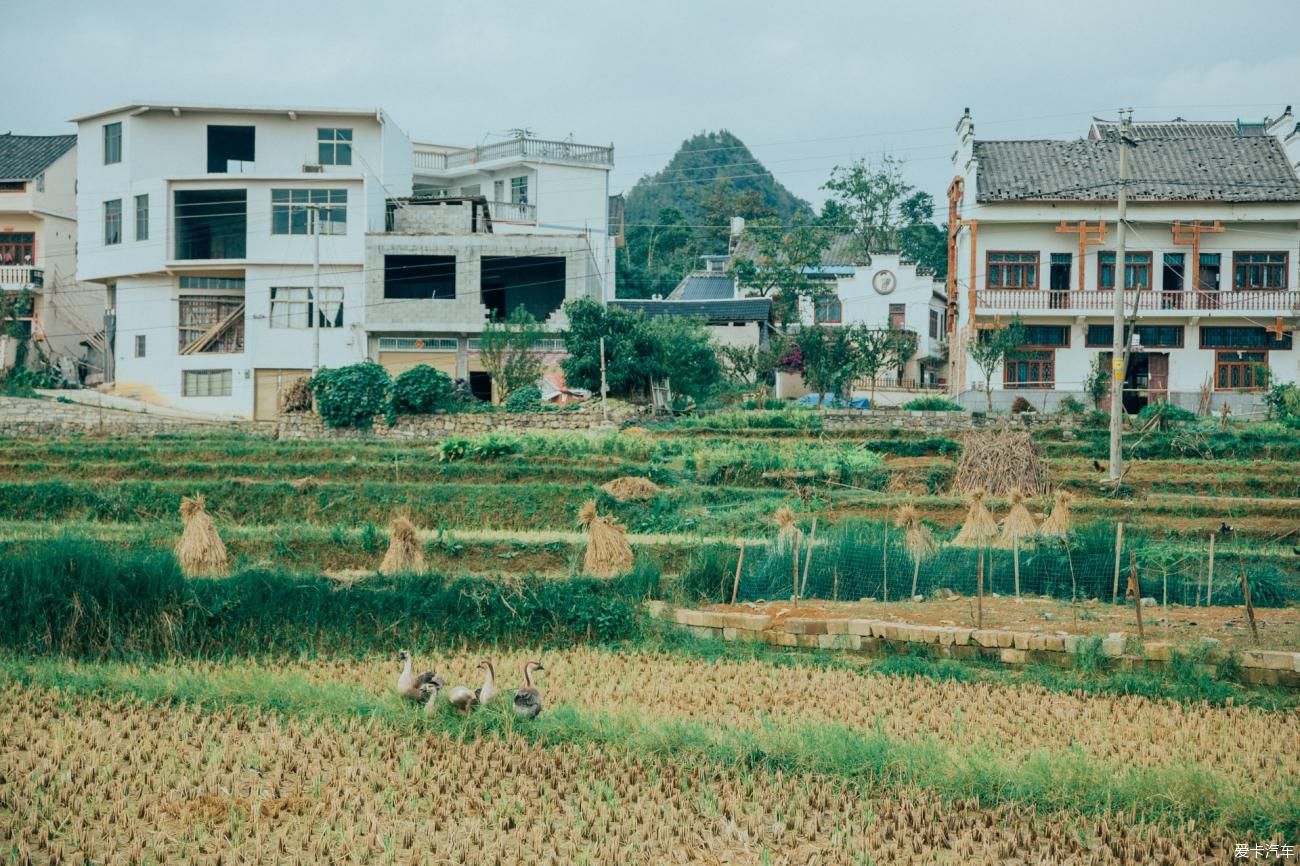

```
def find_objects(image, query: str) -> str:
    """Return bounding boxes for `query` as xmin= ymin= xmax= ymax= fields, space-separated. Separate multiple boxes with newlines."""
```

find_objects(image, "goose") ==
xmin=445 ymin=682 xmax=479 ymax=714
xmin=419 ymin=674 xmax=446 ymax=715
xmin=474 ymin=659 xmax=500 ymax=705
xmin=513 ymin=660 xmax=545 ymax=720
xmin=395 ymin=650 xmax=435 ymax=702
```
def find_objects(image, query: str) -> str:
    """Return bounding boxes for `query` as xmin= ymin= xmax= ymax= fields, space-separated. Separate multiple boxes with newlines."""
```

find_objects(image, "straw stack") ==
xmin=772 ymin=506 xmax=804 ymax=549
xmin=601 ymin=477 xmax=661 ymax=502
xmin=951 ymin=489 xmax=1000 ymax=547
xmin=579 ymin=501 xmax=634 ymax=577
xmin=951 ymin=430 xmax=1050 ymax=497
xmin=175 ymin=494 xmax=228 ymax=577
xmin=1039 ymin=491 xmax=1075 ymax=537
xmin=997 ymin=490 xmax=1039 ymax=548
xmin=379 ymin=514 xmax=425 ymax=575
xmin=895 ymin=504 xmax=937 ymax=562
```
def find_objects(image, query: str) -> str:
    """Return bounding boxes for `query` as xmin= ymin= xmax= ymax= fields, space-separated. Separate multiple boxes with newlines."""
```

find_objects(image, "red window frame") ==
xmin=986 ymin=251 xmax=1039 ymax=290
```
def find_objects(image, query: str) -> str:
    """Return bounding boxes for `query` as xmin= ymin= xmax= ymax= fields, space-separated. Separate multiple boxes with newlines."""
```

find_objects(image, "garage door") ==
xmin=377 ymin=351 xmax=458 ymax=378
xmin=254 ymin=368 xmax=311 ymax=422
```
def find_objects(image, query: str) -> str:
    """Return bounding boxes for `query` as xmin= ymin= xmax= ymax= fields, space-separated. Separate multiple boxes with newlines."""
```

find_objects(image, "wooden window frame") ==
xmin=814 ymin=295 xmax=842 ymax=324
xmin=1232 ymin=251 xmax=1288 ymax=290
xmin=1098 ymin=250 xmax=1152 ymax=290
xmin=985 ymin=251 xmax=1039 ymax=290
xmin=1003 ymin=349 xmax=1055 ymax=390
xmin=1214 ymin=350 xmax=1268 ymax=392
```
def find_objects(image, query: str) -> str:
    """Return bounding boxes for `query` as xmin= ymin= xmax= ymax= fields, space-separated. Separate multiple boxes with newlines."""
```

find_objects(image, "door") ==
xmin=377 ymin=351 xmax=457 ymax=378
xmin=1161 ymin=254 xmax=1184 ymax=309
xmin=1049 ymin=253 xmax=1071 ymax=308
xmin=1146 ymin=353 xmax=1169 ymax=403
xmin=1197 ymin=254 xmax=1221 ymax=309
xmin=254 ymin=368 xmax=311 ymax=421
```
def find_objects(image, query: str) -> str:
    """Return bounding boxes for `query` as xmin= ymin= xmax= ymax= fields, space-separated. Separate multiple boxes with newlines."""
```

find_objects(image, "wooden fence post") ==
xmin=800 ymin=517 xmax=818 ymax=599
xmin=1206 ymin=532 xmax=1216 ymax=607
xmin=976 ymin=550 xmax=984 ymax=630
xmin=1240 ymin=565 xmax=1259 ymax=644
xmin=1013 ymin=529 xmax=1021 ymax=601
xmin=1111 ymin=522 xmax=1124 ymax=604
xmin=1129 ymin=549 xmax=1144 ymax=640
xmin=729 ymin=540 xmax=746 ymax=606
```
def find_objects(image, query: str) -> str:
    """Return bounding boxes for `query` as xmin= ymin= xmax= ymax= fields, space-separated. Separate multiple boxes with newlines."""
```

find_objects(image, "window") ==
xmin=1162 ymin=253 xmax=1185 ymax=290
xmin=1215 ymin=351 xmax=1268 ymax=391
xmin=460 ymin=184 xmax=481 ymax=197
xmin=104 ymin=199 xmax=122 ymax=245
xmin=1233 ymin=252 xmax=1287 ymax=290
xmin=317 ymin=128 xmax=352 ymax=166
xmin=35 ymin=173 xmax=44 ymax=193
xmin=269 ymin=286 xmax=344 ymax=328
xmin=1099 ymin=251 xmax=1152 ymax=289
xmin=206 ymin=125 xmax=255 ymax=173
xmin=1085 ymin=324 xmax=1184 ymax=349
xmin=494 ymin=179 xmax=505 ymax=202
xmin=1048 ymin=253 xmax=1071 ymax=289
xmin=929 ymin=309 xmax=941 ymax=339
xmin=510 ymin=176 xmax=528 ymax=205
xmin=271 ymin=189 xmax=348 ymax=235
xmin=1199 ymin=326 xmax=1292 ymax=350
xmin=889 ymin=303 xmax=906 ymax=329
xmin=0 ymin=181 xmax=24 ymax=192
xmin=103 ymin=122 xmax=122 ymax=164
xmin=1004 ymin=350 xmax=1054 ymax=389
xmin=174 ymin=190 xmax=247 ymax=259
xmin=384 ymin=254 xmax=456 ymax=300
xmin=986 ymin=252 xmax=1038 ymax=289
xmin=182 ymin=369 xmax=233 ymax=397
xmin=134 ymin=334 xmax=146 ymax=358
xmin=1020 ymin=325 xmax=1070 ymax=347
xmin=815 ymin=295 xmax=842 ymax=324
xmin=0 ymin=233 xmax=35 ymax=264
xmin=134 ymin=194 xmax=149 ymax=241
xmin=178 ymin=278 xmax=245 ymax=354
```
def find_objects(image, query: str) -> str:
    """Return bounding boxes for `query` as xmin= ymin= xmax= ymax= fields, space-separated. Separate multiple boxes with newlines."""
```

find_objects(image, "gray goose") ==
xmin=395 ymin=650 xmax=436 ymax=702
xmin=513 ymin=660 xmax=545 ymax=720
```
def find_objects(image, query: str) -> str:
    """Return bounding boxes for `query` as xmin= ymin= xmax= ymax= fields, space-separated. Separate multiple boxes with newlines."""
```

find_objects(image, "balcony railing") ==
xmin=412 ymin=138 xmax=614 ymax=173
xmin=488 ymin=200 xmax=537 ymax=224
xmin=0 ymin=266 xmax=43 ymax=290
xmin=975 ymin=289 xmax=1300 ymax=314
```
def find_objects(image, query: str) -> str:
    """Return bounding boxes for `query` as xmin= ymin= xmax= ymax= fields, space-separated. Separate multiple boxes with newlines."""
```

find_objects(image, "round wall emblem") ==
xmin=872 ymin=270 xmax=897 ymax=295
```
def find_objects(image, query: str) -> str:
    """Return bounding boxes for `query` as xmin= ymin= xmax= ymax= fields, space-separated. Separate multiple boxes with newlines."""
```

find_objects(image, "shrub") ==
xmin=1264 ymin=382 xmax=1300 ymax=425
xmin=1084 ymin=409 xmax=1109 ymax=429
xmin=392 ymin=365 xmax=455 ymax=415
xmin=310 ymin=362 xmax=391 ymax=429
xmin=1057 ymin=395 xmax=1085 ymax=415
xmin=902 ymin=397 xmax=964 ymax=412
xmin=1010 ymin=395 xmax=1035 ymax=414
xmin=503 ymin=385 xmax=542 ymax=413
xmin=1136 ymin=401 xmax=1198 ymax=430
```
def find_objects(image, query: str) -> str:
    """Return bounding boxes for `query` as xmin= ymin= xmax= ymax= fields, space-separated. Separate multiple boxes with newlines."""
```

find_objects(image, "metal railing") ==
xmin=413 ymin=138 xmax=614 ymax=173
xmin=975 ymin=288 xmax=1300 ymax=313
xmin=0 ymin=266 xmax=43 ymax=289
xmin=851 ymin=375 xmax=945 ymax=391
xmin=488 ymin=200 xmax=538 ymax=224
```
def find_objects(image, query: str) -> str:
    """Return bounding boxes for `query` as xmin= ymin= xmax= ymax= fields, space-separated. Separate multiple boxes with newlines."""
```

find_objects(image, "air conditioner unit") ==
xmin=303 ymin=163 xmax=324 ymax=173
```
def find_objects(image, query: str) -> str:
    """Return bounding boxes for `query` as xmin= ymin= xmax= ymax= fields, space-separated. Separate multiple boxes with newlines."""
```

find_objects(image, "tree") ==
xmin=644 ymin=314 xmax=721 ymax=402
xmin=1085 ymin=354 xmax=1109 ymax=409
xmin=729 ymin=216 xmax=832 ymax=323
xmin=968 ymin=317 xmax=1026 ymax=413
xmin=795 ymin=324 xmax=873 ymax=405
xmin=477 ymin=308 xmax=544 ymax=402
xmin=617 ymin=207 xmax=697 ymax=299
xmin=718 ymin=330 xmax=789 ymax=404
xmin=822 ymin=157 xmax=947 ymax=276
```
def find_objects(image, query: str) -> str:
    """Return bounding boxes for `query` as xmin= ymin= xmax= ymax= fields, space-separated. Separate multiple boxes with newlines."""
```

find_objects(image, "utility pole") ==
xmin=599 ymin=336 xmax=609 ymax=421
xmin=310 ymin=205 xmax=322 ymax=375
xmin=1108 ymin=110 xmax=1134 ymax=485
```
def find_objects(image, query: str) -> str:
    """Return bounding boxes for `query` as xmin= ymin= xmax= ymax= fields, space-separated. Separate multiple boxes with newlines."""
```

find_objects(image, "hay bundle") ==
xmin=579 ymin=501 xmax=634 ymax=577
xmin=176 ymin=494 xmax=228 ymax=577
xmin=379 ymin=514 xmax=425 ymax=575
xmin=1039 ymin=490 xmax=1075 ymax=537
xmin=773 ymin=506 xmax=804 ymax=549
xmin=951 ymin=430 xmax=1050 ymax=497
xmin=895 ymin=505 xmax=937 ymax=562
xmin=951 ymin=488 xmax=1000 ymax=548
xmin=996 ymin=490 xmax=1038 ymax=547
xmin=601 ymin=476 xmax=661 ymax=502
xmin=280 ymin=376 xmax=313 ymax=413
xmin=289 ymin=475 xmax=321 ymax=494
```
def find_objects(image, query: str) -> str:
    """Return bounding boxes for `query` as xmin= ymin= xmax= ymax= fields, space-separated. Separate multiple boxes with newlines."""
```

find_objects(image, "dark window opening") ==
xmin=1085 ymin=324 xmax=1184 ymax=349
xmin=207 ymin=125 xmax=255 ymax=173
xmin=480 ymin=256 xmax=565 ymax=321
xmin=1020 ymin=324 xmax=1070 ymax=347
xmin=468 ymin=371 xmax=493 ymax=402
xmin=1049 ymin=253 xmax=1071 ymax=290
xmin=174 ymin=190 xmax=247 ymax=260
xmin=1197 ymin=253 xmax=1221 ymax=291
xmin=385 ymin=254 xmax=456 ymax=299
xmin=1233 ymin=251 xmax=1287 ymax=290
xmin=888 ymin=303 xmax=906 ymax=329
xmin=1200 ymin=326 xmax=1291 ymax=350
xmin=1099 ymin=251 xmax=1152 ymax=290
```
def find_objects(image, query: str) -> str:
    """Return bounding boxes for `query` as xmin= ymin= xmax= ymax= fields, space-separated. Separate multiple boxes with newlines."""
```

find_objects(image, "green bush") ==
xmin=1265 ymin=383 xmax=1300 ymax=425
xmin=392 ymin=364 xmax=454 ymax=415
xmin=502 ymin=384 xmax=542 ymax=412
xmin=1136 ymin=401 xmax=1198 ymax=430
xmin=901 ymin=397 xmax=964 ymax=412
xmin=1057 ymin=395 xmax=1086 ymax=415
xmin=310 ymin=362 xmax=391 ymax=429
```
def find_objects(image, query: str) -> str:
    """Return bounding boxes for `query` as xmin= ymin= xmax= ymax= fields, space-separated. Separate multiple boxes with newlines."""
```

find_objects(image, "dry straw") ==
xmin=175 ymin=494 xmax=228 ymax=577
xmin=951 ymin=430 xmax=1050 ymax=497
xmin=1039 ymin=490 xmax=1075 ymax=537
xmin=951 ymin=488 xmax=1000 ymax=548
xmin=379 ymin=514 xmax=425 ymax=575
xmin=772 ymin=506 xmax=804 ymax=547
xmin=601 ymin=476 xmax=661 ymax=502
xmin=579 ymin=501 xmax=634 ymax=577
xmin=997 ymin=490 xmax=1039 ymax=548
xmin=895 ymin=505 xmax=937 ymax=562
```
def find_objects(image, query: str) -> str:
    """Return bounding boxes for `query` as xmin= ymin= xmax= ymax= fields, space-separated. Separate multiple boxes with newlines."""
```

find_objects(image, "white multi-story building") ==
xmin=0 ymin=133 xmax=104 ymax=378
xmin=74 ymin=102 xmax=617 ymax=418
xmin=949 ymin=108 xmax=1300 ymax=413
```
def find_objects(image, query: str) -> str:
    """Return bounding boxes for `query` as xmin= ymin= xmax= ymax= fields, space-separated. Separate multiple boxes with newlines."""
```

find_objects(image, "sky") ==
xmin=10 ymin=0 xmax=1300 ymax=211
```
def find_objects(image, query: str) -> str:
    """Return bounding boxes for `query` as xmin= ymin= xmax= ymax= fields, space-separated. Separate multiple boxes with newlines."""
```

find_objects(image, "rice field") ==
xmin=2 ymin=422 xmax=1298 ymax=864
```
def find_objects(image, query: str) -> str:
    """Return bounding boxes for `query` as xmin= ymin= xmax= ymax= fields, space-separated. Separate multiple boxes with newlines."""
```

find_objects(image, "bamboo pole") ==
xmin=832 ymin=566 xmax=840 ymax=602
xmin=800 ymin=517 xmax=818 ymax=599
xmin=729 ymin=540 xmax=746 ymax=606
xmin=1111 ymin=522 xmax=1124 ymax=604
xmin=881 ymin=522 xmax=889 ymax=603
xmin=1129 ymin=549 xmax=1144 ymax=640
xmin=1013 ymin=528 xmax=1021 ymax=601
xmin=1239 ymin=565 xmax=1259 ymax=644
xmin=911 ymin=557 xmax=921 ymax=601
xmin=976 ymin=550 xmax=984 ymax=630
xmin=790 ymin=532 xmax=801 ymax=602
xmin=1206 ymin=532 xmax=1216 ymax=607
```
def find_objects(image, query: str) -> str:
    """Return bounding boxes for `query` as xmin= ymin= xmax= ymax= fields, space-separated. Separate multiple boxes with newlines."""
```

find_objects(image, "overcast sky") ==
xmin=10 ymin=0 xmax=1300 ymax=210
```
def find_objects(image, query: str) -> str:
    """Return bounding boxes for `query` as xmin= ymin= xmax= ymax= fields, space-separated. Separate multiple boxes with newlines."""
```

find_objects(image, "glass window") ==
xmin=104 ymin=199 xmax=122 ymax=245
xmin=271 ymin=189 xmax=348 ymax=235
xmin=1233 ymin=252 xmax=1287 ymax=290
xmin=814 ymin=295 xmax=841 ymax=324
xmin=1003 ymin=350 xmax=1054 ymax=389
xmin=986 ymin=252 xmax=1038 ymax=289
xmin=134 ymin=334 xmax=146 ymax=358
xmin=1020 ymin=325 xmax=1069 ymax=347
xmin=1099 ymin=251 xmax=1152 ymax=289
xmin=317 ymin=128 xmax=353 ymax=166
xmin=269 ymin=286 xmax=344 ymax=328
xmin=182 ymin=369 xmax=233 ymax=397
xmin=1085 ymin=324 xmax=1184 ymax=348
xmin=134 ymin=194 xmax=149 ymax=241
xmin=103 ymin=122 xmax=122 ymax=165
xmin=510 ymin=176 xmax=528 ymax=205
xmin=1200 ymin=326 xmax=1292 ymax=350
xmin=1215 ymin=351 xmax=1267 ymax=391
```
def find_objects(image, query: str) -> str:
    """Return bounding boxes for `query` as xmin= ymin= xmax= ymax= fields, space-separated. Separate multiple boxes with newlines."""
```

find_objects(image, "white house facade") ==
xmin=949 ymin=108 xmax=1300 ymax=413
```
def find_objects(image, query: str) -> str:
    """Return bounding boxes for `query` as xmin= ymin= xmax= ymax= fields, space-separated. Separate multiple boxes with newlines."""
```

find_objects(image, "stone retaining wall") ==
xmin=650 ymin=603 xmax=1300 ymax=688
xmin=0 ymin=397 xmax=261 ymax=437
xmin=277 ymin=402 xmax=647 ymax=441
xmin=818 ymin=409 xmax=1076 ymax=433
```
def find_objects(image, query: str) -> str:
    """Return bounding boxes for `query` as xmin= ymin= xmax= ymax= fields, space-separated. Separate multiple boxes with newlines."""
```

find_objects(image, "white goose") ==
xmin=395 ymin=650 xmax=435 ymax=702
xmin=475 ymin=659 xmax=500 ymax=705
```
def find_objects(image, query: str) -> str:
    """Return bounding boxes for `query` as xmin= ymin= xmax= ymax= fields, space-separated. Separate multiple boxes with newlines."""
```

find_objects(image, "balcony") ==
xmin=0 ymin=266 xmax=43 ymax=291
xmin=975 ymin=289 xmax=1300 ymax=317
xmin=412 ymin=138 xmax=614 ymax=174
xmin=488 ymin=200 xmax=537 ymax=225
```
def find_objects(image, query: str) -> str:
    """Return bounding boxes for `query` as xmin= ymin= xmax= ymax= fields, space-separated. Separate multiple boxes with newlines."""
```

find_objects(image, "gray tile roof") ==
xmin=973 ymin=135 xmax=1300 ymax=203
xmin=1090 ymin=119 xmax=1241 ymax=140
xmin=0 ymin=133 xmax=76 ymax=181
xmin=731 ymin=232 xmax=867 ymax=267
xmin=610 ymin=298 xmax=773 ymax=323
xmin=668 ymin=271 xmax=736 ymax=300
